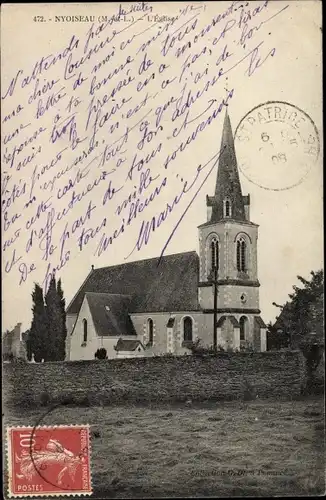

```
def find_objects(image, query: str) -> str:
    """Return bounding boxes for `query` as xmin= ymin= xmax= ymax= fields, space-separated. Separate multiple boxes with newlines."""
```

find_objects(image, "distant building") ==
xmin=66 ymin=109 xmax=267 ymax=361
xmin=2 ymin=323 xmax=28 ymax=361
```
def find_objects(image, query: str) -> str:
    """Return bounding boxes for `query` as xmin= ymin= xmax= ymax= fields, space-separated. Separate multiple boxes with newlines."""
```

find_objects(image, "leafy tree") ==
xmin=271 ymin=270 xmax=324 ymax=349
xmin=266 ymin=321 xmax=289 ymax=350
xmin=28 ymin=284 xmax=48 ymax=362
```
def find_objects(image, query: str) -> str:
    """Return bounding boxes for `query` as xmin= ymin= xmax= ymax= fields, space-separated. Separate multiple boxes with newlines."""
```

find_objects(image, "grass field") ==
xmin=5 ymin=397 xmax=325 ymax=498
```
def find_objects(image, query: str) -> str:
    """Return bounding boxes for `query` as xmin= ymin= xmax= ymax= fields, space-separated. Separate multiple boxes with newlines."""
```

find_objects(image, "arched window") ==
xmin=241 ymin=240 xmax=246 ymax=271
xmin=237 ymin=238 xmax=247 ymax=272
xmin=183 ymin=316 xmax=193 ymax=342
xmin=210 ymin=238 xmax=219 ymax=270
xmin=147 ymin=318 xmax=153 ymax=344
xmin=83 ymin=319 xmax=88 ymax=343
xmin=224 ymin=198 xmax=232 ymax=218
xmin=239 ymin=316 xmax=248 ymax=341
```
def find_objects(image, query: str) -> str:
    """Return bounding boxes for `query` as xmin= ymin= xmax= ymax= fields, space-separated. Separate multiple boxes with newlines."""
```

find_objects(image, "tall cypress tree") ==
xmin=26 ymin=332 xmax=32 ymax=362
xmin=57 ymin=279 xmax=67 ymax=361
xmin=28 ymin=284 xmax=47 ymax=362
xmin=45 ymin=276 xmax=62 ymax=361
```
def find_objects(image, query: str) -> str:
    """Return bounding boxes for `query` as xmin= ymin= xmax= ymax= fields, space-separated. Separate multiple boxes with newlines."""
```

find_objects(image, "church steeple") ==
xmin=207 ymin=108 xmax=246 ymax=222
xmin=197 ymin=107 xmax=265 ymax=352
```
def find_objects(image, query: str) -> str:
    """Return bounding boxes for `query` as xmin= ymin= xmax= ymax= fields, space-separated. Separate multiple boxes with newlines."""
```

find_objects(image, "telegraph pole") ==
xmin=213 ymin=265 xmax=218 ymax=351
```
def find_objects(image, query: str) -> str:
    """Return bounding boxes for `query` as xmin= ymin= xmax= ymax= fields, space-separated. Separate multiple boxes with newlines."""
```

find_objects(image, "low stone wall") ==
xmin=3 ymin=351 xmax=306 ymax=408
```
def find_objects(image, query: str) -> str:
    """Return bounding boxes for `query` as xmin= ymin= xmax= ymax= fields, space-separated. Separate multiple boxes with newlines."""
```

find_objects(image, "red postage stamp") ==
xmin=7 ymin=425 xmax=92 ymax=497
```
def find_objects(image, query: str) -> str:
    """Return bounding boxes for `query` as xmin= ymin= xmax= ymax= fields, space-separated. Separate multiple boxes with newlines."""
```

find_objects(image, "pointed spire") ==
xmin=209 ymin=108 xmax=246 ymax=222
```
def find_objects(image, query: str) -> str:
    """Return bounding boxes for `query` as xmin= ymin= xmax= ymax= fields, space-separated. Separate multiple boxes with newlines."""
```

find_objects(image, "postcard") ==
xmin=2 ymin=1 xmax=324 ymax=498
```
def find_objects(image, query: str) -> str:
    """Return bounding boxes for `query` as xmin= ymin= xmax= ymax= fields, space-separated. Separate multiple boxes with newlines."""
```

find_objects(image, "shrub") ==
xmin=3 ymin=353 xmax=13 ymax=362
xmin=94 ymin=348 xmax=108 ymax=360
xmin=188 ymin=339 xmax=220 ymax=356
xmin=181 ymin=339 xmax=198 ymax=350
xmin=240 ymin=341 xmax=254 ymax=352
xmin=188 ymin=339 xmax=242 ymax=356
xmin=39 ymin=391 xmax=51 ymax=406
xmin=152 ymin=352 xmax=176 ymax=358
xmin=60 ymin=395 xmax=76 ymax=406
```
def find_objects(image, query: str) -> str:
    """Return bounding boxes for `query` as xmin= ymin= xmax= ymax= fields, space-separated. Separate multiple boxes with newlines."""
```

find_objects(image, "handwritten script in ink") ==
xmin=1 ymin=0 xmax=289 ymax=294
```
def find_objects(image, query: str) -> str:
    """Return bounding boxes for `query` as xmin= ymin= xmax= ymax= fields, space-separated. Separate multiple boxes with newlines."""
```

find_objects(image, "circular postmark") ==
xmin=234 ymin=101 xmax=320 ymax=191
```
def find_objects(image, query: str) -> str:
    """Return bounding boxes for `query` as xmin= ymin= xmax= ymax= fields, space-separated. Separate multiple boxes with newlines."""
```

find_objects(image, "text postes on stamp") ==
xmin=234 ymin=101 xmax=320 ymax=191
xmin=7 ymin=426 xmax=92 ymax=497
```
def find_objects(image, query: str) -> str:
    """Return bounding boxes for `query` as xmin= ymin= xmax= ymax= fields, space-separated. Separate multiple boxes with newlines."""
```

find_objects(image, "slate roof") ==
xmin=198 ymin=215 xmax=257 ymax=229
xmin=198 ymin=108 xmax=259 ymax=229
xmin=67 ymin=251 xmax=200 ymax=315
xmin=85 ymin=292 xmax=137 ymax=337
xmin=211 ymin=108 xmax=246 ymax=222
xmin=115 ymin=338 xmax=144 ymax=352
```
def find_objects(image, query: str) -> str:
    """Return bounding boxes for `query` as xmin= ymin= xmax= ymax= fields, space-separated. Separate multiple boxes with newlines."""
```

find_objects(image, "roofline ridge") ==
xmin=94 ymin=250 xmax=199 ymax=271
xmin=85 ymin=291 xmax=132 ymax=297
xmin=66 ymin=267 xmax=95 ymax=314
xmin=198 ymin=220 xmax=259 ymax=228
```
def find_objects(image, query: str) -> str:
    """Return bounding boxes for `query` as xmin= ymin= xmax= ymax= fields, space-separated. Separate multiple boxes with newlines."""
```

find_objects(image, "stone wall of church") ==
xmin=223 ymin=221 xmax=259 ymax=281
xmin=70 ymin=298 xmax=98 ymax=361
xmin=198 ymin=221 xmax=258 ymax=282
xmin=65 ymin=314 xmax=77 ymax=361
xmin=254 ymin=319 xmax=262 ymax=351
xmin=4 ymin=351 xmax=306 ymax=408
xmin=69 ymin=299 xmax=138 ymax=361
xmin=220 ymin=317 xmax=234 ymax=344
xmin=67 ymin=309 xmax=265 ymax=360
xmin=198 ymin=283 xmax=260 ymax=311
xmin=131 ymin=312 xmax=201 ymax=355
xmin=130 ymin=312 xmax=264 ymax=353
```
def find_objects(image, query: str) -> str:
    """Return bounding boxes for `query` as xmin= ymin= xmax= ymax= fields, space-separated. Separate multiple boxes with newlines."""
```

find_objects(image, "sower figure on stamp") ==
xmin=15 ymin=438 xmax=84 ymax=486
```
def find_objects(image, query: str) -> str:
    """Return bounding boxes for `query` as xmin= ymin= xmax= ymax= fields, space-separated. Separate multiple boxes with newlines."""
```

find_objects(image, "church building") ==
xmin=66 ymin=109 xmax=267 ymax=360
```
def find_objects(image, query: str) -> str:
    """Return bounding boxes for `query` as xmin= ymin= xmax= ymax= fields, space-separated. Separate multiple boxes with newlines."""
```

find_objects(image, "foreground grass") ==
xmin=4 ymin=397 xmax=325 ymax=497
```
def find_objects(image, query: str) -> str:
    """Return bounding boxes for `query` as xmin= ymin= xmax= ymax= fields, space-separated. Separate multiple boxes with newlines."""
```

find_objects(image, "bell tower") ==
xmin=198 ymin=108 xmax=266 ymax=351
